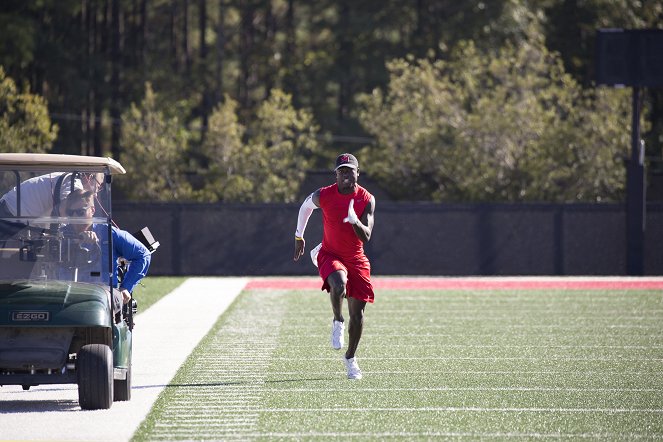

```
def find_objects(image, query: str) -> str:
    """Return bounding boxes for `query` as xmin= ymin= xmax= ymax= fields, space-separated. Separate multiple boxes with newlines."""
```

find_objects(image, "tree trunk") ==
xmin=199 ymin=0 xmax=209 ymax=132
xmin=95 ymin=0 xmax=110 ymax=157
xmin=140 ymin=0 xmax=147 ymax=68
xmin=413 ymin=0 xmax=424 ymax=52
xmin=238 ymin=1 xmax=254 ymax=110
xmin=170 ymin=0 xmax=178 ymax=70
xmin=214 ymin=0 xmax=225 ymax=104
xmin=85 ymin=0 xmax=93 ymax=155
xmin=111 ymin=0 xmax=122 ymax=159
xmin=263 ymin=1 xmax=275 ymax=98
xmin=283 ymin=0 xmax=295 ymax=100
xmin=336 ymin=0 xmax=353 ymax=123
xmin=183 ymin=0 xmax=191 ymax=76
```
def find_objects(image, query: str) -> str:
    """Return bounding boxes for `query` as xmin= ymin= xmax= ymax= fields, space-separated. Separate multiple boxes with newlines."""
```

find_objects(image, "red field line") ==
xmin=246 ymin=277 xmax=663 ymax=291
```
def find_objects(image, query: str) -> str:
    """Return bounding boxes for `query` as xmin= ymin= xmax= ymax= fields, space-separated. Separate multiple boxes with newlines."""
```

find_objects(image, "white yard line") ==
xmin=265 ymin=356 xmax=663 ymax=361
xmin=250 ymin=406 xmax=663 ymax=413
xmin=0 ymin=277 xmax=247 ymax=441
xmin=239 ymin=386 xmax=661 ymax=393
xmin=217 ymin=431 xmax=662 ymax=439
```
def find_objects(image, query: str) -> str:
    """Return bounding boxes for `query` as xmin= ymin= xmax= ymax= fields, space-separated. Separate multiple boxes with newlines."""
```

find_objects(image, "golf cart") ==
xmin=0 ymin=153 xmax=142 ymax=410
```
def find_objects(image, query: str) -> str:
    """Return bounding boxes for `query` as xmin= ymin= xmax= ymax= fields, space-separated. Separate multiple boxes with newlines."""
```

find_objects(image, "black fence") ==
xmin=112 ymin=201 xmax=663 ymax=276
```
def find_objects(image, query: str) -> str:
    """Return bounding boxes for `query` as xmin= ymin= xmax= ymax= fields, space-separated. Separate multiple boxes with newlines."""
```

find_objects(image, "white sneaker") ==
xmin=344 ymin=356 xmax=363 ymax=380
xmin=331 ymin=319 xmax=344 ymax=350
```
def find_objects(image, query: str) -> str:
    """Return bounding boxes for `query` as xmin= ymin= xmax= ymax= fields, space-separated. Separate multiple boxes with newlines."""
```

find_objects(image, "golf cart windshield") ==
xmin=0 ymin=154 xmax=123 ymax=288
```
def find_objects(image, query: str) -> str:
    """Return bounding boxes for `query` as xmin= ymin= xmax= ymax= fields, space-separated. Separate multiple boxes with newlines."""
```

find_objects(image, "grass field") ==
xmin=132 ymin=280 xmax=663 ymax=440
xmin=132 ymin=276 xmax=188 ymax=311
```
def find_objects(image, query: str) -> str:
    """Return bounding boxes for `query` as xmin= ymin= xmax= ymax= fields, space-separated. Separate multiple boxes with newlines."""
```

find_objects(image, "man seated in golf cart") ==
xmin=62 ymin=188 xmax=151 ymax=312
xmin=0 ymin=172 xmax=103 ymax=221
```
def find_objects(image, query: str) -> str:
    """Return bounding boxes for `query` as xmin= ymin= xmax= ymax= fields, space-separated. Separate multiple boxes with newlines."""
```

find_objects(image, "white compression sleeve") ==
xmin=295 ymin=193 xmax=318 ymax=238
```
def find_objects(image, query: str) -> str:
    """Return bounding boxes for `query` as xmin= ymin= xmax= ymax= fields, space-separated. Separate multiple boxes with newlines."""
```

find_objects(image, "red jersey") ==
xmin=319 ymin=183 xmax=373 ymax=260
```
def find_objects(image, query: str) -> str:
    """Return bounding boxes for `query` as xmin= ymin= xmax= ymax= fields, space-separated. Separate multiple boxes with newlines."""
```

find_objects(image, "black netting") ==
xmin=111 ymin=202 xmax=663 ymax=276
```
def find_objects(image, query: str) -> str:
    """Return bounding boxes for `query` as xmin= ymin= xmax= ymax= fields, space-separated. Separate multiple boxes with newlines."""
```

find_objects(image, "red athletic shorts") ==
xmin=317 ymin=248 xmax=374 ymax=303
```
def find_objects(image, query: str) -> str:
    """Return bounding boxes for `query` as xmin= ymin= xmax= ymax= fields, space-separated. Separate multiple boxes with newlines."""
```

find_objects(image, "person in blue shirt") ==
xmin=64 ymin=189 xmax=151 ymax=304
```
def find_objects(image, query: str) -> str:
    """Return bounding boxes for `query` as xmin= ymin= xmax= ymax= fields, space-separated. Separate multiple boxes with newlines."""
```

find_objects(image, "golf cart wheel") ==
xmin=77 ymin=344 xmax=113 ymax=410
xmin=114 ymin=362 xmax=131 ymax=401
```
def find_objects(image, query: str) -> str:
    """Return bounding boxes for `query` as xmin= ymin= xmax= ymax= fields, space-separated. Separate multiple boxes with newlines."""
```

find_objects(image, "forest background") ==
xmin=0 ymin=0 xmax=662 ymax=203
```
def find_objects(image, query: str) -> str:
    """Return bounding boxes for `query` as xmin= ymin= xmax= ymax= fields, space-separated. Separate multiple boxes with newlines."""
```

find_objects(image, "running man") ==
xmin=293 ymin=153 xmax=376 ymax=379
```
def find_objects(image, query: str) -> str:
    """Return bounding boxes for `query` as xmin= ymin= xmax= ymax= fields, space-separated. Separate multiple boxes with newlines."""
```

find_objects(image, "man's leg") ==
xmin=327 ymin=270 xmax=347 ymax=350
xmin=326 ymin=270 xmax=346 ymax=322
xmin=345 ymin=296 xmax=366 ymax=359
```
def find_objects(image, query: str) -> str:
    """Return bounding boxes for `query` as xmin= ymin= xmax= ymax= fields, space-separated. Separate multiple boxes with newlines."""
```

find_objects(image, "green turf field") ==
xmin=133 ymin=286 xmax=663 ymax=440
xmin=132 ymin=276 xmax=187 ymax=311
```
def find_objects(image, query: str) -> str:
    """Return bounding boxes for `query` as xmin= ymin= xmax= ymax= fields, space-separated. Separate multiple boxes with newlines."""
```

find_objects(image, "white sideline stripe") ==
xmin=0 ymin=277 xmax=247 ymax=442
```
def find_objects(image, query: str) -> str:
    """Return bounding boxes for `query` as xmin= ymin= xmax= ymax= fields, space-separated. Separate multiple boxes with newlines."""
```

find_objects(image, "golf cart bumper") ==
xmin=0 ymin=368 xmax=128 ymax=387
xmin=0 ymin=371 xmax=77 ymax=386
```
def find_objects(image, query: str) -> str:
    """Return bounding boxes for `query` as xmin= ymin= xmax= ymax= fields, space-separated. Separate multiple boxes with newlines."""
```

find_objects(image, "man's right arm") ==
xmin=112 ymin=227 xmax=151 ymax=293
xmin=293 ymin=190 xmax=320 ymax=261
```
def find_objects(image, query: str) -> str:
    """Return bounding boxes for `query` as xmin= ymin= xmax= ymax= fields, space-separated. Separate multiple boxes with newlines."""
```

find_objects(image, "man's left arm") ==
xmin=112 ymin=228 xmax=151 ymax=297
xmin=346 ymin=196 xmax=375 ymax=243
